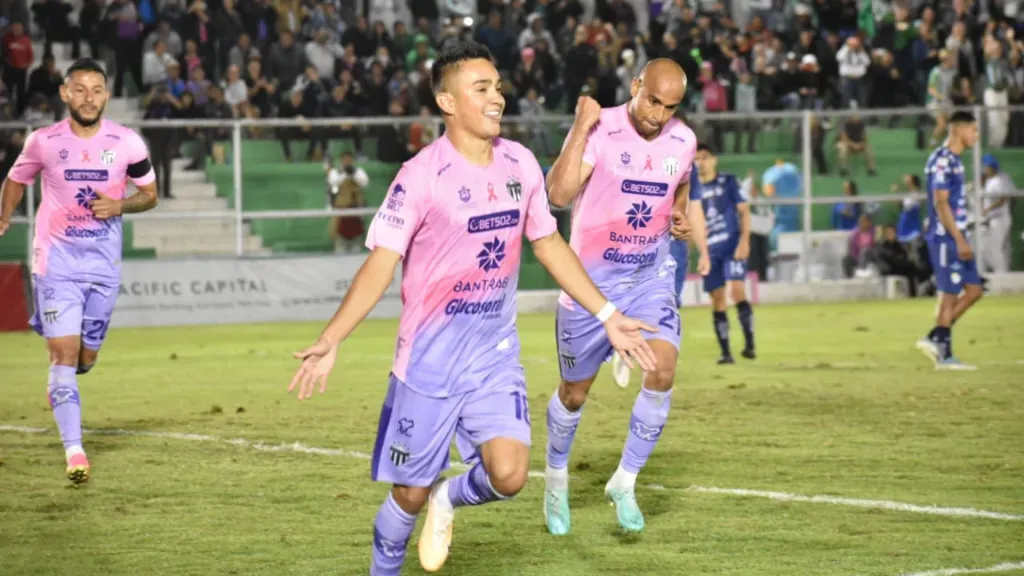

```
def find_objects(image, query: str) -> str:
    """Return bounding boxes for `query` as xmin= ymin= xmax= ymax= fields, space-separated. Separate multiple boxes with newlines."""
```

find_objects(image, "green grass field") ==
xmin=1 ymin=298 xmax=1022 ymax=576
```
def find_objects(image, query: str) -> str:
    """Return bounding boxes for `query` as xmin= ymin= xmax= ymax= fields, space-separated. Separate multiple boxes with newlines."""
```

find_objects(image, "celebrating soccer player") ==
xmin=0 ymin=58 xmax=159 ymax=484
xmin=609 ymin=155 xmax=707 ymax=388
xmin=916 ymin=110 xmax=983 ymax=370
xmin=694 ymin=143 xmax=756 ymax=364
xmin=543 ymin=58 xmax=708 ymax=535
xmin=285 ymin=42 xmax=657 ymax=575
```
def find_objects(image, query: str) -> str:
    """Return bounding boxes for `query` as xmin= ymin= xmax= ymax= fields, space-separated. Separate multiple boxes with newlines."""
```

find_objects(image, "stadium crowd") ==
xmin=1 ymin=1 xmax=1024 ymax=154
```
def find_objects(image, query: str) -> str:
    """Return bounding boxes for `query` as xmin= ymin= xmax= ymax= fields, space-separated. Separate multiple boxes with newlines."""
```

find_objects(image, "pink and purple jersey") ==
xmin=8 ymin=118 xmax=155 ymax=283
xmin=366 ymin=135 xmax=558 ymax=398
xmin=558 ymin=104 xmax=696 ymax=309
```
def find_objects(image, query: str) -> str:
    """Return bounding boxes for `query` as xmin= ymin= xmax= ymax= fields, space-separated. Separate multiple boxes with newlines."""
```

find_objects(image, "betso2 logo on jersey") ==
xmin=621 ymin=180 xmax=669 ymax=197
xmin=64 ymin=169 xmax=109 ymax=182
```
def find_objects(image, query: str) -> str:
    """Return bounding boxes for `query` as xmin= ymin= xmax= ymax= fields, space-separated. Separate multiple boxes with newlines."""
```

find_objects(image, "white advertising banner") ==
xmin=112 ymin=255 xmax=402 ymax=327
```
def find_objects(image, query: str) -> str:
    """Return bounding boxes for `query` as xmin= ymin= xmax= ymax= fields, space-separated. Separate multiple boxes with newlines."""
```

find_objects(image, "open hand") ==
xmin=288 ymin=338 xmax=339 ymax=400
xmin=603 ymin=311 xmax=657 ymax=372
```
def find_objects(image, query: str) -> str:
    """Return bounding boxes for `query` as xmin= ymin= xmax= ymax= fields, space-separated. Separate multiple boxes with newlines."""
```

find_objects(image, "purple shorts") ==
xmin=29 ymin=275 xmax=118 ymax=351
xmin=556 ymin=282 xmax=680 ymax=382
xmin=370 ymin=368 xmax=533 ymax=488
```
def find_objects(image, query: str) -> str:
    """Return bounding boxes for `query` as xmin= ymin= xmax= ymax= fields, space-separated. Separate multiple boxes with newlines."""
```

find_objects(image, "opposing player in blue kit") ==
xmin=694 ymin=143 xmax=755 ymax=364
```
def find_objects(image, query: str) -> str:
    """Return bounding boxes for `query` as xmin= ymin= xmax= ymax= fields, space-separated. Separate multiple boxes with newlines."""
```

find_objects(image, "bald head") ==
xmin=628 ymin=58 xmax=688 ymax=139
xmin=638 ymin=58 xmax=687 ymax=100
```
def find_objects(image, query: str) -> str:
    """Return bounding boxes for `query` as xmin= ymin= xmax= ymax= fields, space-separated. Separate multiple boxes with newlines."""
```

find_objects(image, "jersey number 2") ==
xmin=84 ymin=319 xmax=110 ymax=342
xmin=658 ymin=307 xmax=680 ymax=336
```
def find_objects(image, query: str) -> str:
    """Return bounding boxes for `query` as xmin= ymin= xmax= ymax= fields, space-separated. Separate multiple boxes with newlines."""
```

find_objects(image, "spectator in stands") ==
xmin=980 ymin=154 xmax=1014 ymax=273
xmin=2 ymin=22 xmax=32 ymax=115
xmin=181 ymin=0 xmax=214 ymax=81
xmin=186 ymin=64 xmax=211 ymax=105
xmin=142 ymin=86 xmax=176 ymax=198
xmin=519 ymin=12 xmax=555 ymax=51
xmin=202 ymin=84 xmax=233 ymax=163
xmin=519 ymin=86 xmax=552 ymax=159
xmin=563 ymin=24 xmax=597 ymax=112
xmin=894 ymin=174 xmax=924 ymax=246
xmin=870 ymin=49 xmax=906 ymax=122
xmin=732 ymin=71 xmax=758 ymax=153
xmin=341 ymin=15 xmax=375 ymax=58
xmin=983 ymin=34 xmax=1011 ymax=148
xmin=376 ymin=99 xmax=410 ymax=163
xmin=876 ymin=223 xmax=925 ymax=296
xmin=27 ymin=55 xmax=63 ymax=120
xmin=182 ymin=39 xmax=203 ymax=75
xmin=843 ymin=213 xmax=877 ymax=279
xmin=22 ymin=92 xmax=55 ymax=124
xmin=228 ymin=33 xmax=261 ymax=71
xmin=277 ymin=89 xmax=315 ymax=162
xmin=142 ymin=39 xmax=173 ymax=92
xmin=107 ymin=0 xmax=144 ymax=97
xmin=325 ymin=150 xmax=367 ymax=253
xmin=145 ymin=19 xmax=184 ymax=60
xmin=244 ymin=58 xmax=274 ymax=120
xmin=1007 ymin=47 xmax=1024 ymax=146
xmin=222 ymin=64 xmax=250 ymax=118
xmin=164 ymin=60 xmax=187 ymax=100
xmin=832 ymin=179 xmax=861 ymax=231
xmin=926 ymin=48 xmax=958 ymax=144
xmin=407 ymin=105 xmax=436 ymax=156
xmin=322 ymin=81 xmax=365 ymax=158
xmin=245 ymin=0 xmax=278 ymax=52
xmin=836 ymin=34 xmax=870 ymax=108
xmin=306 ymin=26 xmax=343 ymax=79
xmin=215 ymin=0 xmax=245 ymax=68
xmin=79 ymin=0 xmax=105 ymax=58
xmin=32 ymin=0 xmax=77 ymax=59
xmin=267 ymin=30 xmax=306 ymax=93
xmin=836 ymin=108 xmax=876 ymax=177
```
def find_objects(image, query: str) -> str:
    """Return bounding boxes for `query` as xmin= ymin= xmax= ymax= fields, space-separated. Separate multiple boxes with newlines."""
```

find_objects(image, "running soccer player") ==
xmin=543 ymin=58 xmax=708 ymax=535
xmin=916 ymin=110 xmax=982 ymax=370
xmin=285 ymin=42 xmax=657 ymax=575
xmin=694 ymin=143 xmax=755 ymax=364
xmin=610 ymin=165 xmax=706 ymax=387
xmin=0 ymin=58 xmax=159 ymax=485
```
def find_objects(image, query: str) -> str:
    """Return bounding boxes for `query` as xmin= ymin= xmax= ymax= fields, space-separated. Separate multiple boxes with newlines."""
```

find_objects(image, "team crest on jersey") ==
xmin=621 ymin=152 xmax=631 ymax=165
xmin=100 ymin=150 xmax=115 ymax=165
xmin=389 ymin=443 xmax=409 ymax=467
xmin=506 ymin=177 xmax=522 ymax=202
xmin=59 ymin=149 xmax=69 ymax=161
xmin=458 ymin=186 xmax=471 ymax=203
xmin=663 ymin=156 xmax=679 ymax=176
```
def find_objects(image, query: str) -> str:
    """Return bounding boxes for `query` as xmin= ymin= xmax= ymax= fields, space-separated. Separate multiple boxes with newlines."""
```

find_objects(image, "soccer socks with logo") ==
xmin=447 ymin=461 xmax=509 ymax=507
xmin=545 ymin=392 xmax=581 ymax=473
xmin=713 ymin=311 xmax=731 ymax=356
xmin=933 ymin=326 xmax=952 ymax=359
xmin=48 ymin=365 xmax=82 ymax=451
xmin=619 ymin=386 xmax=673 ymax=475
xmin=370 ymin=493 xmax=417 ymax=576
xmin=736 ymin=301 xmax=754 ymax=350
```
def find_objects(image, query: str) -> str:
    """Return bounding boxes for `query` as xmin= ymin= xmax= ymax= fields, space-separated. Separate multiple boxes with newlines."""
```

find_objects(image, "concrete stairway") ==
xmin=130 ymin=158 xmax=268 ymax=256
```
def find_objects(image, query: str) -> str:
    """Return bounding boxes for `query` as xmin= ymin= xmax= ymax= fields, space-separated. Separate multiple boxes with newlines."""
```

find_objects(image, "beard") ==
xmin=69 ymin=104 xmax=104 ymax=127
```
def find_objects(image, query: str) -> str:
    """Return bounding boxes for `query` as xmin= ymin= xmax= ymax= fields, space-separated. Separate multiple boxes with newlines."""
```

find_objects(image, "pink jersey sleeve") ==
xmin=124 ymin=130 xmax=156 ymax=186
xmin=365 ymin=164 xmax=430 ymax=257
xmin=523 ymin=155 xmax=558 ymax=242
xmin=7 ymin=131 xmax=43 ymax=185
xmin=561 ymin=125 xmax=601 ymax=167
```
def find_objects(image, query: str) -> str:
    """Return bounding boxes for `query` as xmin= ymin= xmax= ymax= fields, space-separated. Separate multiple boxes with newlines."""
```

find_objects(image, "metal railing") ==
xmin=3 ymin=104 xmax=1023 ymax=281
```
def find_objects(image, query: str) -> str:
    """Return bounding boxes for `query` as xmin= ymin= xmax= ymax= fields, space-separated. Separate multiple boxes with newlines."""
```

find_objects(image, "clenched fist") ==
xmin=574 ymin=96 xmax=601 ymax=132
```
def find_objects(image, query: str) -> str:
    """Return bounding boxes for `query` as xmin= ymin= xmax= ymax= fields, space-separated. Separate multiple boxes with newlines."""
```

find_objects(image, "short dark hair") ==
xmin=65 ymin=58 xmax=107 ymax=81
xmin=907 ymin=174 xmax=921 ymax=187
xmin=950 ymin=110 xmax=976 ymax=124
xmin=430 ymin=41 xmax=493 ymax=94
xmin=695 ymin=142 xmax=714 ymax=155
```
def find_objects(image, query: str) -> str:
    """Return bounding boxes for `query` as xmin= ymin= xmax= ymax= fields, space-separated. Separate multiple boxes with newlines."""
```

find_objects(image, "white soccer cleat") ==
xmin=544 ymin=466 xmax=571 ymax=535
xmin=935 ymin=357 xmax=978 ymax=371
xmin=915 ymin=338 xmax=940 ymax=363
xmin=418 ymin=479 xmax=455 ymax=572
xmin=611 ymin=352 xmax=631 ymax=388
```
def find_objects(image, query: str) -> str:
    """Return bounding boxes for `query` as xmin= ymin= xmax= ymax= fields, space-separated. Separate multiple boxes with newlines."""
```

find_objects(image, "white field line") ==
xmin=3 ymin=424 xmax=1023 ymax=522
xmin=899 ymin=561 xmax=1024 ymax=576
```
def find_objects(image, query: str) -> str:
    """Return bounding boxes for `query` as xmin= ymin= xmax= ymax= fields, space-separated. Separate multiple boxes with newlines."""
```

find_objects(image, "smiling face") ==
xmin=435 ymin=57 xmax=505 ymax=140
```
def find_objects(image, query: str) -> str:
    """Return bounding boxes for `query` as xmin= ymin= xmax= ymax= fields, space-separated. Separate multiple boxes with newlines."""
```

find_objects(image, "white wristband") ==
xmin=596 ymin=301 xmax=617 ymax=323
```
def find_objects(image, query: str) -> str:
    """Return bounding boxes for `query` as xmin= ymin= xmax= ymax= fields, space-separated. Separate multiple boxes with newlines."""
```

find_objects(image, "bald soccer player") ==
xmin=544 ymin=58 xmax=709 ymax=535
